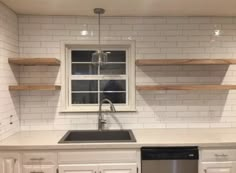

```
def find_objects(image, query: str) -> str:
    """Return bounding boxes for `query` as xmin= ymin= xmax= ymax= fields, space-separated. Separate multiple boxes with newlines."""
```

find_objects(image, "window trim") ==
xmin=60 ymin=40 xmax=136 ymax=112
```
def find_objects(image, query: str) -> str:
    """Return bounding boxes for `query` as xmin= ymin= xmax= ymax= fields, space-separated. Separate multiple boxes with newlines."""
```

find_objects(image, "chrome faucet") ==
xmin=98 ymin=98 xmax=116 ymax=131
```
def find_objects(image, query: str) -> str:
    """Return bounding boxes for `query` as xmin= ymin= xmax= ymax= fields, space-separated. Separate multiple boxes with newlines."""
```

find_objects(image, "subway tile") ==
xmin=29 ymin=16 xmax=53 ymax=24
xmin=0 ymin=3 xmax=20 ymax=139
xmin=110 ymin=25 xmax=133 ymax=30
xmin=53 ymin=16 xmax=77 ymax=24
xmin=16 ymin=15 xmax=236 ymax=130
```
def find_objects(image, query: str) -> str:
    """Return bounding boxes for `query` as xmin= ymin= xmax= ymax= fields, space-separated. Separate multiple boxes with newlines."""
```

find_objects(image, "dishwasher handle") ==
xmin=141 ymin=147 xmax=199 ymax=160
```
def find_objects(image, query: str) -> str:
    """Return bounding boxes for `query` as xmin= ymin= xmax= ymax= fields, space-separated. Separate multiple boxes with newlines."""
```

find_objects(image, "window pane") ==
xmin=104 ymin=50 xmax=126 ymax=62
xmin=72 ymin=64 xmax=98 ymax=75
xmin=72 ymin=50 xmax=96 ymax=62
xmin=101 ymin=93 xmax=126 ymax=104
xmin=72 ymin=80 xmax=98 ymax=91
xmin=72 ymin=93 xmax=98 ymax=104
xmin=100 ymin=80 xmax=126 ymax=92
xmin=100 ymin=64 xmax=126 ymax=75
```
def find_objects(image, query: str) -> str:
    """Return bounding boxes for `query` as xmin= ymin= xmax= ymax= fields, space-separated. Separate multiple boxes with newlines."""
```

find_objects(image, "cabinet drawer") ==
xmin=201 ymin=149 xmax=236 ymax=161
xmin=22 ymin=165 xmax=56 ymax=173
xmin=200 ymin=161 xmax=234 ymax=173
xmin=22 ymin=152 xmax=57 ymax=165
xmin=58 ymin=149 xmax=138 ymax=164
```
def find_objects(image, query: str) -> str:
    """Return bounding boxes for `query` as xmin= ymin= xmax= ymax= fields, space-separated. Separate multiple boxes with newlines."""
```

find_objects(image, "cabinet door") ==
xmin=99 ymin=163 xmax=137 ymax=173
xmin=59 ymin=164 xmax=97 ymax=173
xmin=201 ymin=162 xmax=235 ymax=173
xmin=0 ymin=153 xmax=21 ymax=173
xmin=22 ymin=165 xmax=56 ymax=173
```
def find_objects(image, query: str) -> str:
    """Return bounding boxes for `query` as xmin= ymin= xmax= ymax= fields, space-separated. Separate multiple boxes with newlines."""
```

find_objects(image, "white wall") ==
xmin=0 ymin=3 xmax=19 ymax=139
xmin=18 ymin=15 xmax=236 ymax=130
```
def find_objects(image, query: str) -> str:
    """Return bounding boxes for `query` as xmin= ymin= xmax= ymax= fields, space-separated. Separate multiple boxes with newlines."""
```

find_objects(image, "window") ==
xmin=63 ymin=43 xmax=135 ymax=112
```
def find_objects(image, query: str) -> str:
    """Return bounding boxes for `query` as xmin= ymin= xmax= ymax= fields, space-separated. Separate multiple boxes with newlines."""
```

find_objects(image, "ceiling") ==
xmin=1 ymin=0 xmax=236 ymax=16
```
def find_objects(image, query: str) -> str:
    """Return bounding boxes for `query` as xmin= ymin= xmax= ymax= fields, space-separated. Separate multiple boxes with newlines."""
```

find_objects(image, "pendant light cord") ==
xmin=93 ymin=8 xmax=106 ymax=65
xmin=98 ymin=12 xmax=101 ymax=51
xmin=94 ymin=8 xmax=105 ymax=51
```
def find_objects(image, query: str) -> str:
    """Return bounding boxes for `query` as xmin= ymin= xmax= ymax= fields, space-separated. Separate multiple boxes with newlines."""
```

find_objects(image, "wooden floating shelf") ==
xmin=136 ymin=59 xmax=236 ymax=65
xmin=9 ymin=85 xmax=61 ymax=91
xmin=8 ymin=58 xmax=60 ymax=66
xmin=136 ymin=85 xmax=236 ymax=91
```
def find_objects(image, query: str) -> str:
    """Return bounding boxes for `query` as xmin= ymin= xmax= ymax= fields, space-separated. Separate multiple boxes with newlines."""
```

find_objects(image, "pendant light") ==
xmin=92 ymin=8 xmax=107 ymax=66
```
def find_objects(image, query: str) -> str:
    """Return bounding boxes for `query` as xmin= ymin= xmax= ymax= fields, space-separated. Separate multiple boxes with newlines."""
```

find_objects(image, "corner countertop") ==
xmin=1 ymin=128 xmax=236 ymax=150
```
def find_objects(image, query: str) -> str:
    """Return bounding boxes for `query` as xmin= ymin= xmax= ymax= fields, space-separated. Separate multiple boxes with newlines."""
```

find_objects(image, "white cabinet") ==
xmin=22 ymin=165 xmax=56 ymax=173
xmin=22 ymin=152 xmax=57 ymax=165
xmin=22 ymin=152 xmax=57 ymax=173
xmin=199 ymin=149 xmax=236 ymax=173
xmin=100 ymin=163 xmax=137 ymax=173
xmin=0 ymin=149 xmax=139 ymax=173
xmin=58 ymin=150 xmax=138 ymax=173
xmin=59 ymin=164 xmax=97 ymax=173
xmin=59 ymin=163 xmax=137 ymax=173
xmin=201 ymin=162 xmax=235 ymax=173
xmin=0 ymin=152 xmax=21 ymax=173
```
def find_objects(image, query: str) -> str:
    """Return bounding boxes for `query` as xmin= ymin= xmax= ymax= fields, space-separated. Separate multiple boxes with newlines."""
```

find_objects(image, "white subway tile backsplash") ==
xmin=134 ymin=25 xmax=155 ymax=31
xmin=20 ymin=41 xmax=41 ymax=48
xmin=142 ymin=17 xmax=166 ymax=24
xmin=28 ymin=16 xmax=53 ymax=24
xmin=13 ymin=15 xmax=236 ymax=130
xmin=166 ymin=17 xmax=189 ymax=24
xmin=110 ymin=25 xmax=133 ymax=31
xmin=211 ymin=17 xmax=233 ymax=24
xmin=0 ymin=3 xmax=19 ymax=140
xmin=53 ymin=16 xmax=77 ymax=24
xmin=189 ymin=17 xmax=211 ymax=24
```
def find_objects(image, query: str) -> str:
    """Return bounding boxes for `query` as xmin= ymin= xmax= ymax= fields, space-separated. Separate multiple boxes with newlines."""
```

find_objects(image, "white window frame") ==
xmin=60 ymin=41 xmax=136 ymax=112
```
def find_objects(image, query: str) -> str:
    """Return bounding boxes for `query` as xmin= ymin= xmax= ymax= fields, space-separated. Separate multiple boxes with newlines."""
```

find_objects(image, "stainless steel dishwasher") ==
xmin=141 ymin=147 xmax=199 ymax=173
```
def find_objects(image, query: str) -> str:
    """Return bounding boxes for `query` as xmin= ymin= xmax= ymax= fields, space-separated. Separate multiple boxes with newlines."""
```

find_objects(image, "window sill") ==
xmin=60 ymin=106 xmax=136 ymax=113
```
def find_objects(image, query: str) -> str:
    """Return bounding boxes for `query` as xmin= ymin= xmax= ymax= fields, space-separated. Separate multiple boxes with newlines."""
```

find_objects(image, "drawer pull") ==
xmin=215 ymin=154 xmax=228 ymax=157
xmin=30 ymin=158 xmax=45 ymax=161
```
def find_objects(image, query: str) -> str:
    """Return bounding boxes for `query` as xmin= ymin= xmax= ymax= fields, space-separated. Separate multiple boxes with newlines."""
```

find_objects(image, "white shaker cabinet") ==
xmin=0 ymin=153 xmax=21 ymax=173
xmin=199 ymin=149 xmax=236 ymax=173
xmin=22 ymin=152 xmax=57 ymax=173
xmin=59 ymin=163 xmax=137 ymax=173
xmin=58 ymin=150 xmax=139 ymax=173
xmin=22 ymin=165 xmax=57 ymax=173
xmin=59 ymin=164 xmax=97 ymax=173
xmin=0 ymin=149 xmax=139 ymax=173
xmin=99 ymin=163 xmax=137 ymax=173
xmin=201 ymin=162 xmax=235 ymax=173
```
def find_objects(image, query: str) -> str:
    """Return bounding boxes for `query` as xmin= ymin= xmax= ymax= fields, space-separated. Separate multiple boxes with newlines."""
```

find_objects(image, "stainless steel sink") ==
xmin=58 ymin=130 xmax=136 ymax=143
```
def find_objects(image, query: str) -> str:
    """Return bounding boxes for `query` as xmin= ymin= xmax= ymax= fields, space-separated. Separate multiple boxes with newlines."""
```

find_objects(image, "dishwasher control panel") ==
xmin=141 ymin=146 xmax=199 ymax=160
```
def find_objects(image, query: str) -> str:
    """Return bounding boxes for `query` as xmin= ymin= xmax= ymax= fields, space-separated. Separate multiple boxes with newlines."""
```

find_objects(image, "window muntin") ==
xmin=72 ymin=64 xmax=98 ymax=75
xmin=72 ymin=93 xmax=98 ymax=104
xmin=100 ymin=64 xmax=126 ymax=75
xmin=69 ymin=49 xmax=128 ymax=107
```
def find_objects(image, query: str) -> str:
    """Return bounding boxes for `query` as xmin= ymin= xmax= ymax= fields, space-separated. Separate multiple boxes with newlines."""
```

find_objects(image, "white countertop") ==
xmin=1 ymin=128 xmax=236 ymax=150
